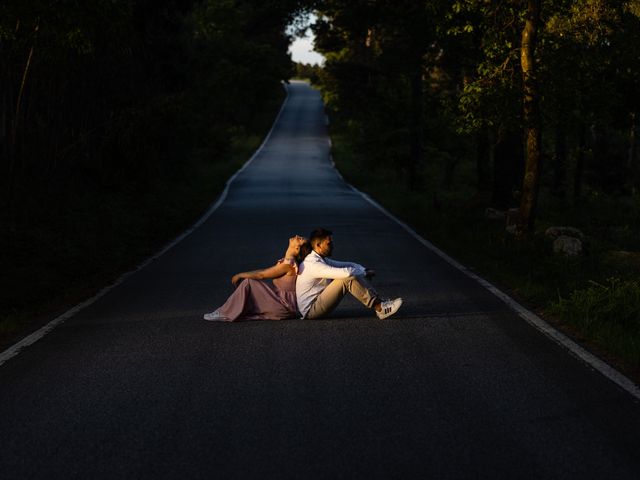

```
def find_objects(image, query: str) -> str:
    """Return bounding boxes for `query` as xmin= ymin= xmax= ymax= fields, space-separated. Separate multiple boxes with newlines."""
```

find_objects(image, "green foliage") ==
xmin=293 ymin=62 xmax=323 ymax=83
xmin=447 ymin=0 xmax=526 ymax=134
xmin=552 ymin=278 xmax=640 ymax=332
xmin=331 ymin=124 xmax=640 ymax=369
xmin=1 ymin=0 xmax=298 ymax=194
xmin=0 ymin=0 xmax=302 ymax=332
xmin=551 ymin=277 xmax=640 ymax=366
xmin=313 ymin=0 xmax=640 ymax=196
xmin=627 ymin=0 xmax=640 ymax=17
xmin=314 ymin=0 xmax=640 ymax=369
xmin=0 ymin=126 xmax=271 ymax=336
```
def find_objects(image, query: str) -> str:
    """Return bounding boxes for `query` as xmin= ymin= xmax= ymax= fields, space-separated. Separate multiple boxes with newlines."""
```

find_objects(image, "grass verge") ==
xmin=330 ymin=130 xmax=640 ymax=382
xmin=0 ymin=94 xmax=283 ymax=348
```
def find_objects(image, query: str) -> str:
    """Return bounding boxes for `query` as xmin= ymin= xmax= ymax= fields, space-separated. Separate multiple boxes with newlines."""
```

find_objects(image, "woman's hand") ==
xmin=231 ymin=274 xmax=243 ymax=287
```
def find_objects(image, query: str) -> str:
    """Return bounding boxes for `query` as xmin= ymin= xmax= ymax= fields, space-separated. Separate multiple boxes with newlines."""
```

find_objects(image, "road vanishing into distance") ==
xmin=1 ymin=81 xmax=639 ymax=479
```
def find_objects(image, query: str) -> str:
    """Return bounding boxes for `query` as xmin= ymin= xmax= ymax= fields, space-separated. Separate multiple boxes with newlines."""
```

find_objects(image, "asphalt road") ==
xmin=1 ymin=81 xmax=639 ymax=479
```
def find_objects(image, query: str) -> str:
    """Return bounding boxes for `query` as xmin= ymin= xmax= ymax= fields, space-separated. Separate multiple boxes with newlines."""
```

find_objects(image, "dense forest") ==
xmin=2 ymin=1 xmax=639 ymax=370
xmin=305 ymin=0 xmax=640 ymax=233
xmin=298 ymin=0 xmax=640 ymax=372
xmin=1 ymin=0 xmax=299 ymax=194
xmin=0 ymin=0 xmax=305 ymax=332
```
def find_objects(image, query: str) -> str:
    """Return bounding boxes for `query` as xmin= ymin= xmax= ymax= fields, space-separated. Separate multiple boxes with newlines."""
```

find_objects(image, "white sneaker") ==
xmin=376 ymin=298 xmax=403 ymax=320
xmin=203 ymin=310 xmax=228 ymax=321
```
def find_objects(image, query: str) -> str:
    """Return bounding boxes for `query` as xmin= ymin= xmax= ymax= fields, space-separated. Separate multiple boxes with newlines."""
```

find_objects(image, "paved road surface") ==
xmin=1 ymin=81 xmax=639 ymax=479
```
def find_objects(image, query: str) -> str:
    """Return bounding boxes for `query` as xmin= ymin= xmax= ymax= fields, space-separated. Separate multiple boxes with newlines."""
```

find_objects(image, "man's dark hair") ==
xmin=309 ymin=228 xmax=332 ymax=248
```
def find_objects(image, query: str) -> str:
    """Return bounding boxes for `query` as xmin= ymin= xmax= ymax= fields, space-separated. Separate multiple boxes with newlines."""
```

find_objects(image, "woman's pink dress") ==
xmin=208 ymin=258 xmax=298 ymax=321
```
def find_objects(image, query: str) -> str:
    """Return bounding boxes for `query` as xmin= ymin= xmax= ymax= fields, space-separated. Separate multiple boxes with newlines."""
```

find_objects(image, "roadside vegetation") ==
xmin=329 ymin=130 xmax=640 ymax=377
xmin=0 ymin=0 xmax=304 ymax=343
xmin=304 ymin=0 xmax=640 ymax=378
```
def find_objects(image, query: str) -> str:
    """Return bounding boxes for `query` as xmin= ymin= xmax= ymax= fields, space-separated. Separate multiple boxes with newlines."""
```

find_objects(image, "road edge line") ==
xmin=349 ymin=185 xmax=640 ymax=401
xmin=0 ymin=84 xmax=291 ymax=368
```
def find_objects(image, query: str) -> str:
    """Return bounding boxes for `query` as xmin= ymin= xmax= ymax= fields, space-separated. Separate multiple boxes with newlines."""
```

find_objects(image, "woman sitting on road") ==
xmin=203 ymin=235 xmax=311 ymax=322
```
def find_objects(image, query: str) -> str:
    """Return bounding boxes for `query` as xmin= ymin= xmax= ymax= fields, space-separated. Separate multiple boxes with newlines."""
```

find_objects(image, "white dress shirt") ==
xmin=296 ymin=251 xmax=366 ymax=318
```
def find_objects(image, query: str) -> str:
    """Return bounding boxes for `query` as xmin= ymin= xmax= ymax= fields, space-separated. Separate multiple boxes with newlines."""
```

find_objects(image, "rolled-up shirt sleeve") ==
xmin=303 ymin=258 xmax=365 ymax=279
xmin=324 ymin=258 xmax=366 ymax=273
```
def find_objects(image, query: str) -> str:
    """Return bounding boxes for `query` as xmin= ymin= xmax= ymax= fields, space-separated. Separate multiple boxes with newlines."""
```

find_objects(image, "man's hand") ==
xmin=365 ymin=269 xmax=376 ymax=279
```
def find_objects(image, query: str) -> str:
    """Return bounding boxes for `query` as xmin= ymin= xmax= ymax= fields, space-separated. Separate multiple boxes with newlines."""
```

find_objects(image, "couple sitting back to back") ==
xmin=204 ymin=228 xmax=402 ymax=322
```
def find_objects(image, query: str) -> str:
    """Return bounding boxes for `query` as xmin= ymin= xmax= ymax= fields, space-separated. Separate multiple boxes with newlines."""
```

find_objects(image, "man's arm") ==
xmin=324 ymin=258 xmax=369 ymax=276
xmin=302 ymin=257 xmax=365 ymax=279
xmin=324 ymin=258 xmax=363 ymax=269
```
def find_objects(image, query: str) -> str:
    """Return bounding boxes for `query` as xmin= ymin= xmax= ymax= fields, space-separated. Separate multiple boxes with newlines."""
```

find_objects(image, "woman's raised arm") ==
xmin=231 ymin=262 xmax=295 ymax=286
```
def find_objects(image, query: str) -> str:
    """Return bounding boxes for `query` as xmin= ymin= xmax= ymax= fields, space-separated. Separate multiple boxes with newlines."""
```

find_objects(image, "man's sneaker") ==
xmin=203 ymin=310 xmax=229 ymax=321
xmin=376 ymin=298 xmax=403 ymax=320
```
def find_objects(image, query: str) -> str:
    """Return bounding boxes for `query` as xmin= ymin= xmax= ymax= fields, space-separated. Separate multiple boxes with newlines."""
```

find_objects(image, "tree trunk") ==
xmin=12 ymin=22 xmax=39 ymax=147
xmin=1 ymin=65 xmax=10 ymax=171
xmin=629 ymin=111 xmax=638 ymax=193
xmin=476 ymin=129 xmax=490 ymax=191
xmin=408 ymin=65 xmax=423 ymax=189
xmin=492 ymin=126 xmax=523 ymax=208
xmin=574 ymin=124 xmax=586 ymax=204
xmin=552 ymin=123 xmax=567 ymax=197
xmin=516 ymin=0 xmax=542 ymax=240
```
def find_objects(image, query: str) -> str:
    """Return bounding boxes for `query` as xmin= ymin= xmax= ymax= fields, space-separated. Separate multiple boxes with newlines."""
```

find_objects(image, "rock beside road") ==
xmin=484 ymin=207 xmax=506 ymax=220
xmin=545 ymin=226 xmax=585 ymax=241
xmin=544 ymin=226 xmax=585 ymax=257
xmin=553 ymin=235 xmax=583 ymax=256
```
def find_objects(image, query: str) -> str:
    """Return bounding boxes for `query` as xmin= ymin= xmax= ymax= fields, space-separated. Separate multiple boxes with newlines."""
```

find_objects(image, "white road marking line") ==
xmin=349 ymin=185 xmax=640 ymax=401
xmin=0 ymin=86 xmax=291 ymax=368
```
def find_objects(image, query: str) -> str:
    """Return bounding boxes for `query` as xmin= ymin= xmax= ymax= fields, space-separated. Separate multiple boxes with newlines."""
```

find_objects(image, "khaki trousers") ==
xmin=306 ymin=275 xmax=380 ymax=319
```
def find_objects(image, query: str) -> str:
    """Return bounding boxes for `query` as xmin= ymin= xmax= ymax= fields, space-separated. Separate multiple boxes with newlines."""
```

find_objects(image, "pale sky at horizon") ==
xmin=286 ymin=11 xmax=324 ymax=66
xmin=288 ymin=33 xmax=325 ymax=65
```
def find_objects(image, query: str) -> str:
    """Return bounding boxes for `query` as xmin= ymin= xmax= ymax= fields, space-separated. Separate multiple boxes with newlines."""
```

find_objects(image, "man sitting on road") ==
xmin=296 ymin=228 xmax=403 ymax=320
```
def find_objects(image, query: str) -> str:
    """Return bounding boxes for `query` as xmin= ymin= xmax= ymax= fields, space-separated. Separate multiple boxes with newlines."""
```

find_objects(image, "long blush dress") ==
xmin=207 ymin=258 xmax=299 ymax=321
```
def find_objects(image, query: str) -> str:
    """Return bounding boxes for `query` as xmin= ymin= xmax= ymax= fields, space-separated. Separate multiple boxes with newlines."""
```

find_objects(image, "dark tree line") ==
xmin=2 ymin=0 xmax=639 ymax=244
xmin=1 ymin=0 xmax=306 ymax=215
xmin=309 ymin=0 xmax=640 ymax=237
xmin=0 ymin=0 xmax=309 ymax=322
